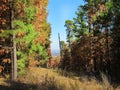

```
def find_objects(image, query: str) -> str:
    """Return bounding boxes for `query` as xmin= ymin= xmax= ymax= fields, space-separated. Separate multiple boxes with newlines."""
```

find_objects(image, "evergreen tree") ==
xmin=0 ymin=0 xmax=51 ymax=76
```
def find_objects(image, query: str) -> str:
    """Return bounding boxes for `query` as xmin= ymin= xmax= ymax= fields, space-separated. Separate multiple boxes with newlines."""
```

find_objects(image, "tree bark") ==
xmin=10 ymin=0 xmax=17 ymax=80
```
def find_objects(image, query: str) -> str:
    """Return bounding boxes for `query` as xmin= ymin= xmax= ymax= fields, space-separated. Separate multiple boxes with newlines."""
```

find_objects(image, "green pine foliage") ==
xmin=65 ymin=5 xmax=89 ymax=45
xmin=13 ymin=0 xmax=51 ymax=75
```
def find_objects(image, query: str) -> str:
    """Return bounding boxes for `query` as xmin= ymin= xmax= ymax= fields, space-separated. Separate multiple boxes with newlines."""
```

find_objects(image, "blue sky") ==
xmin=47 ymin=0 xmax=84 ymax=55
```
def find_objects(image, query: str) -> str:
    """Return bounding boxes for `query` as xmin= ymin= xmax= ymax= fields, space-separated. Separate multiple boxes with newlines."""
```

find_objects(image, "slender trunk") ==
xmin=58 ymin=33 xmax=62 ymax=61
xmin=10 ymin=0 xmax=17 ymax=80
xmin=13 ymin=34 xmax=17 ymax=80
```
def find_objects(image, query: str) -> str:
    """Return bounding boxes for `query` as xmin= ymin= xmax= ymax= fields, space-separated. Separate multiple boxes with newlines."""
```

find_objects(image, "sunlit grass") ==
xmin=17 ymin=67 xmax=116 ymax=90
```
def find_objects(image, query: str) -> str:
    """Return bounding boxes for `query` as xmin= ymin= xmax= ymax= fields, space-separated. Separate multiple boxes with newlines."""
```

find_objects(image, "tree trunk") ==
xmin=10 ymin=0 xmax=17 ymax=80
xmin=58 ymin=33 xmax=62 ymax=61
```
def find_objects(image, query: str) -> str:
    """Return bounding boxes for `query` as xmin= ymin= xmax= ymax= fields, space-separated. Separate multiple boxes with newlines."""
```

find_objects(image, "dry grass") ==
xmin=1 ymin=67 xmax=120 ymax=90
xmin=17 ymin=67 xmax=112 ymax=90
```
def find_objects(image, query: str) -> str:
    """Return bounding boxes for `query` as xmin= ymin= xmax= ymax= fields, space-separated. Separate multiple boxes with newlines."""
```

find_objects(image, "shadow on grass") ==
xmin=0 ymin=79 xmax=58 ymax=90
xmin=0 ymin=80 xmax=40 ymax=90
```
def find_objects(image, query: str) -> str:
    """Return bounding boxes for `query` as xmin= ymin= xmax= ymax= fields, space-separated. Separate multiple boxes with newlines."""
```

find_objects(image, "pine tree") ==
xmin=0 ymin=0 xmax=51 ymax=77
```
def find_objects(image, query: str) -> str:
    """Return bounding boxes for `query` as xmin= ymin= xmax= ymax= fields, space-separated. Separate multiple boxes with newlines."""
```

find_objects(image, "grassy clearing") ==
xmin=0 ymin=67 xmax=120 ymax=90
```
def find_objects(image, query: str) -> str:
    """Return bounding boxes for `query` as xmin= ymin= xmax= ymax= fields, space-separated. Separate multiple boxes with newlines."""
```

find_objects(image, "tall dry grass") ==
xmin=17 ymin=67 xmax=117 ymax=90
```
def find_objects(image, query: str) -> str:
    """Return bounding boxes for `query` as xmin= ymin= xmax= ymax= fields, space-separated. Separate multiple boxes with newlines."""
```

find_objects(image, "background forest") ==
xmin=60 ymin=0 xmax=120 ymax=84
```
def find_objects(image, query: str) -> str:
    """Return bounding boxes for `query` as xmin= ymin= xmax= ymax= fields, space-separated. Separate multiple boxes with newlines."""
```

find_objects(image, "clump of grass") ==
xmin=101 ymin=73 xmax=114 ymax=90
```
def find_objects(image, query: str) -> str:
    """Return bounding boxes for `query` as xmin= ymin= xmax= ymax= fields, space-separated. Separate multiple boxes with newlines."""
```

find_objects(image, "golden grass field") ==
xmin=0 ymin=67 xmax=120 ymax=90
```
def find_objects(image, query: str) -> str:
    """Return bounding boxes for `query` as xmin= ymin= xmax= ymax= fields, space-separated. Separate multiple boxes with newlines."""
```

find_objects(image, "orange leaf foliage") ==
xmin=33 ymin=0 xmax=50 ymax=46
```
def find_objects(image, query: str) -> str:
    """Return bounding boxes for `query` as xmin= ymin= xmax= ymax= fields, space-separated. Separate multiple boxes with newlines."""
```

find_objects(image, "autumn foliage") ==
xmin=0 ymin=0 xmax=12 ymax=76
xmin=60 ymin=0 xmax=120 ymax=83
xmin=0 ymin=0 xmax=51 ymax=76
